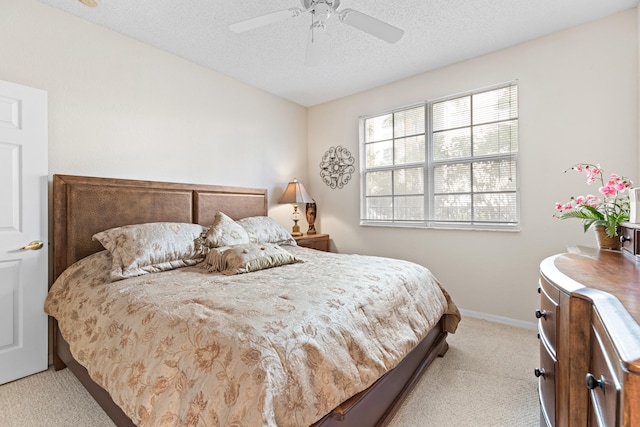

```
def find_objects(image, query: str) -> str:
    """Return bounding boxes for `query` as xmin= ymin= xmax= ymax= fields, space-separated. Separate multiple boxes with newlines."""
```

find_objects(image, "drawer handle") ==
xmin=535 ymin=309 xmax=547 ymax=319
xmin=620 ymin=235 xmax=631 ymax=243
xmin=585 ymin=373 xmax=605 ymax=391
xmin=534 ymin=368 xmax=545 ymax=378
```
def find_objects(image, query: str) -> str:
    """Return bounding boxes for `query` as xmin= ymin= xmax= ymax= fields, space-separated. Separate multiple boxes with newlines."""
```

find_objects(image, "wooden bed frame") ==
xmin=51 ymin=174 xmax=450 ymax=427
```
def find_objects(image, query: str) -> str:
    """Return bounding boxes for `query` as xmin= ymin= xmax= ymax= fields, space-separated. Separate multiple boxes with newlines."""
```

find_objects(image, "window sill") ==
xmin=359 ymin=221 xmax=521 ymax=233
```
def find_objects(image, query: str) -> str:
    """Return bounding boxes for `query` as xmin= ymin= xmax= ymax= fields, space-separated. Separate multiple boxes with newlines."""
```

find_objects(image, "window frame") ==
xmin=359 ymin=81 xmax=520 ymax=232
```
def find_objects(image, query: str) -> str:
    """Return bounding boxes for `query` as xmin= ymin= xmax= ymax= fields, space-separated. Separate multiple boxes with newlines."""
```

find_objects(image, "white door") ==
xmin=0 ymin=79 xmax=48 ymax=384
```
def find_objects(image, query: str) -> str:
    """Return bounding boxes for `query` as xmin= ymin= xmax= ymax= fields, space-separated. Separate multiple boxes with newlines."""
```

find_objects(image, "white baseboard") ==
xmin=459 ymin=308 xmax=537 ymax=331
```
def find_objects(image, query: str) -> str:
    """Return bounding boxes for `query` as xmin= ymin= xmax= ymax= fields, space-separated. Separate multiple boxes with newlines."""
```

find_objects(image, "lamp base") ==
xmin=291 ymin=222 xmax=302 ymax=237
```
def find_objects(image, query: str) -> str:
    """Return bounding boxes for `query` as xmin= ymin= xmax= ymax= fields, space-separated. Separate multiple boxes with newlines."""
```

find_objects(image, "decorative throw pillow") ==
xmin=203 ymin=243 xmax=301 ymax=275
xmin=93 ymin=222 xmax=207 ymax=281
xmin=236 ymin=216 xmax=297 ymax=246
xmin=200 ymin=212 xmax=250 ymax=248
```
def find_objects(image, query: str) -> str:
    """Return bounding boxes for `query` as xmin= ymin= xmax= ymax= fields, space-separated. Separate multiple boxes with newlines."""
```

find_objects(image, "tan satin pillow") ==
xmin=200 ymin=212 xmax=250 ymax=248
xmin=93 ymin=222 xmax=207 ymax=281
xmin=203 ymin=242 xmax=301 ymax=275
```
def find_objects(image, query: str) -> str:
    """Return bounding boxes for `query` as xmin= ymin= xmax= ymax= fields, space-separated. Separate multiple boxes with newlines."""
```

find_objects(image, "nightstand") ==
xmin=294 ymin=233 xmax=330 ymax=252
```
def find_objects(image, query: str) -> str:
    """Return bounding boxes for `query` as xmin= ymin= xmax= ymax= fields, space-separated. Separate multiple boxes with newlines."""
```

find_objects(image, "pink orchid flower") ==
xmin=555 ymin=164 xmax=633 ymax=237
xmin=600 ymin=186 xmax=617 ymax=197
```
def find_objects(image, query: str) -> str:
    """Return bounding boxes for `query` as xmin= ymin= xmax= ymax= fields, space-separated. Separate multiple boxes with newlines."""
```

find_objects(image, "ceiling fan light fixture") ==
xmin=79 ymin=0 xmax=98 ymax=7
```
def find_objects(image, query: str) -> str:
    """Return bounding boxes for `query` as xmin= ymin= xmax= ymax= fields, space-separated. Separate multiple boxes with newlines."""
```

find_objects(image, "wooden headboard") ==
xmin=52 ymin=175 xmax=268 ymax=280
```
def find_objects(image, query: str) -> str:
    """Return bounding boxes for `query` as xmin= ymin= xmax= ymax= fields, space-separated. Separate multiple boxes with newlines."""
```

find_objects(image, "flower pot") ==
xmin=594 ymin=225 xmax=621 ymax=250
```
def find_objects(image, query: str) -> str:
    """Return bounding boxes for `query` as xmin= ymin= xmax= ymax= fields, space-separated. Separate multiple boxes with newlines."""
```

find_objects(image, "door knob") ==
xmin=20 ymin=241 xmax=44 ymax=251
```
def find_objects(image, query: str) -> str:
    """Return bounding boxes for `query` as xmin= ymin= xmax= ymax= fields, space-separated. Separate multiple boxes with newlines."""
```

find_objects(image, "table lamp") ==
xmin=279 ymin=178 xmax=314 ymax=236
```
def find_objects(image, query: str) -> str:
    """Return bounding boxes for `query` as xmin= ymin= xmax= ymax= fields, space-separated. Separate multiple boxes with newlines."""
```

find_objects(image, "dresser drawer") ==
xmin=538 ymin=343 xmax=557 ymax=427
xmin=539 ymin=276 xmax=560 ymax=304
xmin=620 ymin=225 xmax=636 ymax=256
xmin=588 ymin=317 xmax=621 ymax=427
xmin=538 ymin=279 xmax=559 ymax=356
xmin=294 ymin=234 xmax=330 ymax=252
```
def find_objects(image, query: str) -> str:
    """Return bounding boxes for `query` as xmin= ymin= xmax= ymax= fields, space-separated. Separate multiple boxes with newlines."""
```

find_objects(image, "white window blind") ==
xmin=361 ymin=82 xmax=519 ymax=230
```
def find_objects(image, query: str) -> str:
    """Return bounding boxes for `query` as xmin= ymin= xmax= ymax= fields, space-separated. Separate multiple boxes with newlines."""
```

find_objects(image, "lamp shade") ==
xmin=279 ymin=178 xmax=314 ymax=204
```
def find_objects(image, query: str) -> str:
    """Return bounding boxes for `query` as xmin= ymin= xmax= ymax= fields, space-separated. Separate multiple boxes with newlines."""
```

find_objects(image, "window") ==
xmin=361 ymin=82 xmax=519 ymax=230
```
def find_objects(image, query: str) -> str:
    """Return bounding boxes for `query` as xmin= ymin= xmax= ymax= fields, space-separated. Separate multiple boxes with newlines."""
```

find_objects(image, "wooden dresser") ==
xmin=538 ymin=247 xmax=640 ymax=427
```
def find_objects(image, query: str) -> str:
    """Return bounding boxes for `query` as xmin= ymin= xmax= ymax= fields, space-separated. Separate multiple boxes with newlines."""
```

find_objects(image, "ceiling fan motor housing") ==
xmin=301 ymin=0 xmax=341 ymax=12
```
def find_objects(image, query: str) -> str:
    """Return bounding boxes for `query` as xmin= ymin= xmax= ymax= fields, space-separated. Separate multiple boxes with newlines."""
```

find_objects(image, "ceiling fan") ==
xmin=229 ymin=0 xmax=404 ymax=66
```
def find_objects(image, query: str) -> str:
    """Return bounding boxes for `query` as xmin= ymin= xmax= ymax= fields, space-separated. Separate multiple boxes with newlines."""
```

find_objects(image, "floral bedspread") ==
xmin=45 ymin=247 xmax=460 ymax=427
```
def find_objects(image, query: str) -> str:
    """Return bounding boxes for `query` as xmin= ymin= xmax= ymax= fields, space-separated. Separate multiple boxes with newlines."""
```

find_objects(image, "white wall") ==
xmin=307 ymin=10 xmax=639 ymax=325
xmin=0 ymin=0 xmax=308 ymax=228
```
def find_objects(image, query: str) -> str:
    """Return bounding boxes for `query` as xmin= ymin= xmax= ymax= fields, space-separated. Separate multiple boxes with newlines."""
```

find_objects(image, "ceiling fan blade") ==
xmin=305 ymin=22 xmax=326 ymax=67
xmin=229 ymin=8 xmax=302 ymax=33
xmin=339 ymin=8 xmax=404 ymax=43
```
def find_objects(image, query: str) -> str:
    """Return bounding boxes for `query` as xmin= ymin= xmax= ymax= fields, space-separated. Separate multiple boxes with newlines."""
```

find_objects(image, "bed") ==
xmin=46 ymin=174 xmax=460 ymax=427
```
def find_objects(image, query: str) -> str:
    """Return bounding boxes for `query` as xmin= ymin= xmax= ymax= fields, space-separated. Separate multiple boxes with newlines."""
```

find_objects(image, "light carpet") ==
xmin=0 ymin=316 xmax=539 ymax=426
xmin=388 ymin=317 xmax=539 ymax=427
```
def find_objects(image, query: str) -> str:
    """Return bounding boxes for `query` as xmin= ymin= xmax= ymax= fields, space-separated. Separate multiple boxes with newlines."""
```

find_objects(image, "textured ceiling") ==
xmin=37 ymin=0 xmax=638 ymax=107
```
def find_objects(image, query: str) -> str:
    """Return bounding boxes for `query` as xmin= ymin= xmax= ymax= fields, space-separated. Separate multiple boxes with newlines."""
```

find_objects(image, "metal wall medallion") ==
xmin=320 ymin=146 xmax=355 ymax=189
